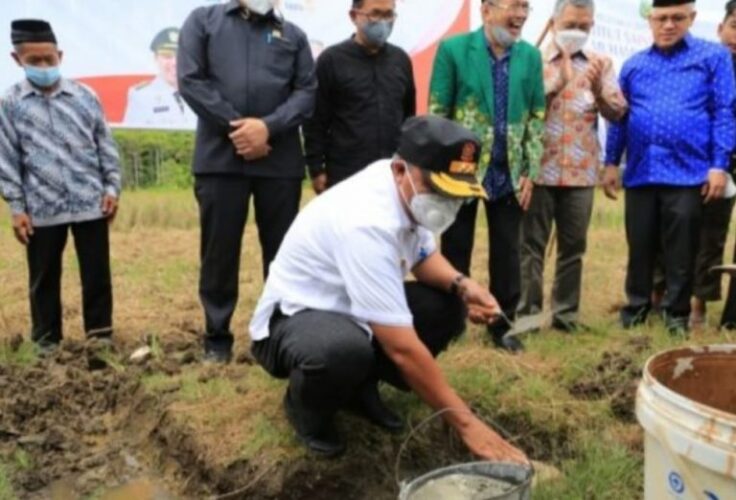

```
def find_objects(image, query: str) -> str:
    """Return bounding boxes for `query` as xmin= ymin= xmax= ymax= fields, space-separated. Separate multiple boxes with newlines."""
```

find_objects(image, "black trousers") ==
xmin=251 ymin=283 xmax=465 ymax=419
xmin=623 ymin=187 xmax=702 ymax=325
xmin=722 ymin=241 xmax=736 ymax=328
xmin=26 ymin=218 xmax=113 ymax=344
xmin=440 ymin=194 xmax=522 ymax=335
xmin=721 ymin=240 xmax=736 ymax=328
xmin=693 ymin=197 xmax=735 ymax=301
xmin=653 ymin=197 xmax=735 ymax=302
xmin=194 ymin=175 xmax=302 ymax=352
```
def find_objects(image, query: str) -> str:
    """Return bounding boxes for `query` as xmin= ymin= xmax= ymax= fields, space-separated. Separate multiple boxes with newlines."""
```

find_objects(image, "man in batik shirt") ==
xmin=519 ymin=0 xmax=627 ymax=332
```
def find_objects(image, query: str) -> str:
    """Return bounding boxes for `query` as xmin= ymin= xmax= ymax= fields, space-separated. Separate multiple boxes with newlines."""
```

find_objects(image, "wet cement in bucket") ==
xmin=408 ymin=473 xmax=515 ymax=500
xmin=649 ymin=346 xmax=736 ymax=416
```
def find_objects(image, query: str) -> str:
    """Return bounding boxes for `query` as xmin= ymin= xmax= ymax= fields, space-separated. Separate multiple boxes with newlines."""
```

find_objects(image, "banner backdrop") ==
xmin=0 ymin=0 xmax=729 ymax=130
xmin=471 ymin=0 xmax=728 ymax=69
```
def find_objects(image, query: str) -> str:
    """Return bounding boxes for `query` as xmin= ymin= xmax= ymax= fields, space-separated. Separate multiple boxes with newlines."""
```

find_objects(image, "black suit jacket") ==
xmin=178 ymin=0 xmax=317 ymax=178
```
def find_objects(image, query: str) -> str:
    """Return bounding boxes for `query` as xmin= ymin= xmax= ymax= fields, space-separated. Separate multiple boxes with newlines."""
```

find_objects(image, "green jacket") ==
xmin=429 ymin=29 xmax=546 ymax=191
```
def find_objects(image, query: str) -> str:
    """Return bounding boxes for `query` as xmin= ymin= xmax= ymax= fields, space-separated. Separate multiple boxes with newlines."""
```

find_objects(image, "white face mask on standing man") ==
xmin=241 ymin=0 xmax=275 ymax=15
xmin=552 ymin=1 xmax=595 ymax=55
xmin=554 ymin=29 xmax=589 ymax=54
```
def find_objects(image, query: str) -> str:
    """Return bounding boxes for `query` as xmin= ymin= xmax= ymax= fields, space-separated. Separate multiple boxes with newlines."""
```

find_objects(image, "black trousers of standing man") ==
xmin=26 ymin=218 xmax=113 ymax=345
xmin=622 ymin=186 xmax=702 ymax=330
xmin=441 ymin=194 xmax=522 ymax=338
xmin=720 ymin=239 xmax=736 ymax=329
xmin=195 ymin=175 xmax=302 ymax=355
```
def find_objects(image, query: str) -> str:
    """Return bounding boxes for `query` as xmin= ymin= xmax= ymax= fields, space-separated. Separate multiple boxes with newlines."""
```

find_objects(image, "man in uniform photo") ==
xmin=123 ymin=27 xmax=197 ymax=129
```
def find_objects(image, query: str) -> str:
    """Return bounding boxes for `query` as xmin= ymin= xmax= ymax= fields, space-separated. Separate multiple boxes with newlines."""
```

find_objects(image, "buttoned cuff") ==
xmin=262 ymin=115 xmax=283 ymax=138
xmin=104 ymin=185 xmax=120 ymax=198
xmin=308 ymin=164 xmax=326 ymax=179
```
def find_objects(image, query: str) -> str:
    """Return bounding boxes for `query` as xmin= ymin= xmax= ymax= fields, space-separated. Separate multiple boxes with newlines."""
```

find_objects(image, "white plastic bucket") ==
xmin=636 ymin=345 xmax=736 ymax=499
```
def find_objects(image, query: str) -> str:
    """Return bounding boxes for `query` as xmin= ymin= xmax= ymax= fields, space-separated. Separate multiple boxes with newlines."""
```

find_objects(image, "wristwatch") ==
xmin=449 ymin=273 xmax=467 ymax=296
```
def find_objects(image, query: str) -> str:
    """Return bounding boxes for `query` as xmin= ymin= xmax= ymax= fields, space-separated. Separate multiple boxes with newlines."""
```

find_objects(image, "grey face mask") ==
xmin=491 ymin=26 xmax=517 ymax=48
xmin=362 ymin=20 xmax=394 ymax=47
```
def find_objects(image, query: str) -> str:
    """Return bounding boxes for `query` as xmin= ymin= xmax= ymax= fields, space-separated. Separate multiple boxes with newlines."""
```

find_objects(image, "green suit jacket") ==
xmin=429 ymin=28 xmax=546 ymax=192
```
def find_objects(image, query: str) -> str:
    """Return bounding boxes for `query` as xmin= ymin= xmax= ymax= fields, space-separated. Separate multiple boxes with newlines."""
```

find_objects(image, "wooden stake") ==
xmin=536 ymin=18 xmax=553 ymax=48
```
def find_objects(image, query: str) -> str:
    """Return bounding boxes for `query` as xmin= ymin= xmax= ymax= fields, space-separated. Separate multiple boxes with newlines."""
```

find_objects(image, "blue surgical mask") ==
xmin=24 ymin=65 xmax=61 ymax=88
xmin=362 ymin=20 xmax=394 ymax=48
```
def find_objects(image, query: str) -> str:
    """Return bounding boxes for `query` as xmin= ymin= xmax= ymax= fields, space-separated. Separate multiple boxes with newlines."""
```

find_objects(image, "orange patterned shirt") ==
xmin=539 ymin=46 xmax=628 ymax=187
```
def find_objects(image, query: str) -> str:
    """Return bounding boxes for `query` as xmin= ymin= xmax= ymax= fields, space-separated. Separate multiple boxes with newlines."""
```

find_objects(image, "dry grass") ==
xmin=1 ymin=189 xmax=731 ymax=344
xmin=0 ymin=189 xmax=262 ymax=346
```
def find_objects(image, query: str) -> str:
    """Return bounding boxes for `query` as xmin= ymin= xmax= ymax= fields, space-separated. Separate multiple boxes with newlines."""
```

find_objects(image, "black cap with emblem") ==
xmin=652 ymin=0 xmax=695 ymax=6
xmin=11 ymin=19 xmax=57 ymax=45
xmin=150 ymin=27 xmax=179 ymax=53
xmin=397 ymin=116 xmax=487 ymax=199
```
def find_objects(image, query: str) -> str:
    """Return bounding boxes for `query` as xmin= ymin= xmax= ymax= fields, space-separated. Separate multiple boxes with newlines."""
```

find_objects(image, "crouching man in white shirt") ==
xmin=249 ymin=116 xmax=528 ymax=463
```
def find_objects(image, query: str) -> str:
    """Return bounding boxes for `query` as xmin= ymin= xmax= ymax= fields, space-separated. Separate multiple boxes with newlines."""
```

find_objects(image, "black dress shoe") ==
xmin=283 ymin=392 xmax=345 ymax=458
xmin=347 ymin=383 xmax=404 ymax=433
xmin=664 ymin=315 xmax=690 ymax=338
xmin=203 ymin=348 xmax=232 ymax=364
xmin=620 ymin=307 xmax=648 ymax=329
xmin=551 ymin=318 xmax=590 ymax=333
xmin=36 ymin=341 xmax=60 ymax=358
xmin=203 ymin=334 xmax=234 ymax=364
xmin=491 ymin=333 xmax=525 ymax=354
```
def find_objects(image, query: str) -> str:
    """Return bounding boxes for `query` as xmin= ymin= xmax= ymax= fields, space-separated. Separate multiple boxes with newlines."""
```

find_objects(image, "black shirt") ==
xmin=303 ymin=38 xmax=416 ymax=185
xmin=178 ymin=1 xmax=317 ymax=178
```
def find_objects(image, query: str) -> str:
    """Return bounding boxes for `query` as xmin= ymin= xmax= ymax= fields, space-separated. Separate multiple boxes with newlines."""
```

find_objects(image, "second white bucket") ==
xmin=636 ymin=344 xmax=736 ymax=499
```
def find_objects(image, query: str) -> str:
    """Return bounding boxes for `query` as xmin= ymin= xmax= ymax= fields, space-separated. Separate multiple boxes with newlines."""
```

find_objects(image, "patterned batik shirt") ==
xmin=0 ymin=78 xmax=121 ymax=227
xmin=540 ymin=46 xmax=627 ymax=187
xmin=605 ymin=35 xmax=736 ymax=188
xmin=482 ymin=46 xmax=515 ymax=201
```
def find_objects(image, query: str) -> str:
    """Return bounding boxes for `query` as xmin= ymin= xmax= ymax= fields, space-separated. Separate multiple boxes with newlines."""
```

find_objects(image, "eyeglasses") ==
xmin=487 ymin=1 xmax=532 ymax=14
xmin=649 ymin=14 xmax=691 ymax=26
xmin=353 ymin=10 xmax=398 ymax=23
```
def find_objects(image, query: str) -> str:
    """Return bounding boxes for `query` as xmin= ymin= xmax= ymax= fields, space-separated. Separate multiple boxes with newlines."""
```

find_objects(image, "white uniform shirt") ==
xmin=122 ymin=76 xmax=197 ymax=129
xmin=249 ymin=160 xmax=437 ymax=341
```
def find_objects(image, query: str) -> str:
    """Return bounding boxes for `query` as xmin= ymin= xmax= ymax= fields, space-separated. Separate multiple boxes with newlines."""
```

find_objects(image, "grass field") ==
xmin=0 ymin=187 xmax=734 ymax=499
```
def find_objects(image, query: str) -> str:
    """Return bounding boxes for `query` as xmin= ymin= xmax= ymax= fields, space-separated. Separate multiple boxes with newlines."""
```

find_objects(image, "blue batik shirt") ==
xmin=605 ymin=35 xmax=736 ymax=188
xmin=482 ymin=45 xmax=515 ymax=200
xmin=0 ymin=78 xmax=122 ymax=227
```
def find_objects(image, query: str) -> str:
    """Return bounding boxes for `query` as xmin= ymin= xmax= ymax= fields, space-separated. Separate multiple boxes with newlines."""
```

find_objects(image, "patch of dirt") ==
xmin=0 ymin=336 xmax=194 ymax=499
xmin=0 ymin=335 xmax=402 ymax=500
xmin=0 ymin=332 xmax=580 ymax=500
xmin=568 ymin=337 xmax=650 ymax=423
xmin=148 ymin=397 xmax=567 ymax=499
xmin=610 ymin=380 xmax=639 ymax=422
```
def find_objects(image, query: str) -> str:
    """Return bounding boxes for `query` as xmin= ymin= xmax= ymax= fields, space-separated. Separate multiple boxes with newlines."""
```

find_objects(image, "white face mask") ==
xmin=403 ymin=165 xmax=463 ymax=234
xmin=555 ymin=29 xmax=589 ymax=54
xmin=242 ymin=0 xmax=275 ymax=15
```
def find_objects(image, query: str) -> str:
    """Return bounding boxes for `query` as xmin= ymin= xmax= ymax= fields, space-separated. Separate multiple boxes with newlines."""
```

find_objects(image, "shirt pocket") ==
xmin=385 ymin=67 xmax=411 ymax=103
xmin=264 ymin=37 xmax=298 ymax=80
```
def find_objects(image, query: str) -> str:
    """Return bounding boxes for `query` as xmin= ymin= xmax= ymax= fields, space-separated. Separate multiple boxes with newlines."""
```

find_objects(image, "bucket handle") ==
xmin=393 ymin=407 xmax=533 ymax=488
